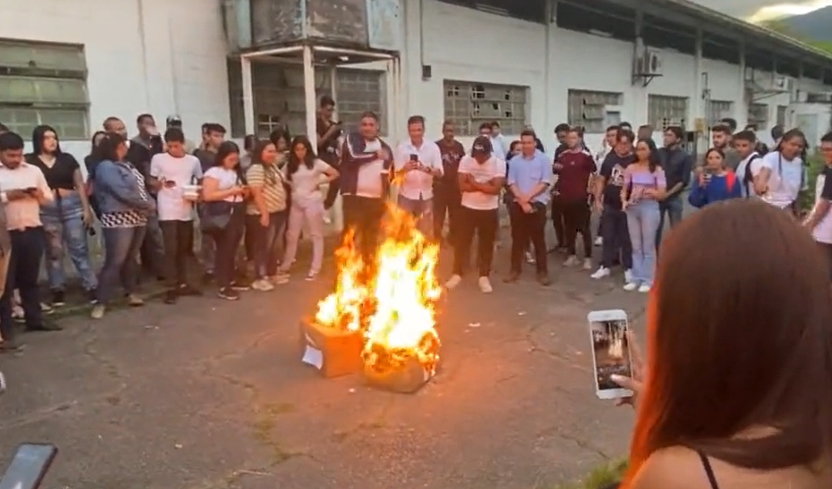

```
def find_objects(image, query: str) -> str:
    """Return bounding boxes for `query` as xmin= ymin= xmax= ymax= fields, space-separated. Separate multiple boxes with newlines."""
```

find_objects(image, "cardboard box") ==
xmin=298 ymin=317 xmax=363 ymax=378
xmin=363 ymin=355 xmax=435 ymax=394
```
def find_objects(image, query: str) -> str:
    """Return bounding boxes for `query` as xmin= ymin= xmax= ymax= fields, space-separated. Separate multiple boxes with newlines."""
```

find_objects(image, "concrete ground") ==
xmin=0 ymin=240 xmax=647 ymax=489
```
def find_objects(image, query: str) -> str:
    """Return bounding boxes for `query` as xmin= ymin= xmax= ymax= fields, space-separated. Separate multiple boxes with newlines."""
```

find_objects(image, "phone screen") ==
xmin=589 ymin=316 xmax=632 ymax=397
xmin=409 ymin=154 xmax=418 ymax=161
xmin=0 ymin=443 xmax=58 ymax=489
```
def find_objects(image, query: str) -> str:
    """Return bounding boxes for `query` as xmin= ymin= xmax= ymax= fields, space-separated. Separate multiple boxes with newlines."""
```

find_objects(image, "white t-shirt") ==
xmin=149 ymin=153 xmax=202 ymax=221
xmin=735 ymin=152 xmax=763 ymax=198
xmin=813 ymin=170 xmax=832 ymax=244
xmin=355 ymin=139 xmax=386 ymax=198
xmin=760 ymin=151 xmax=803 ymax=208
xmin=203 ymin=167 xmax=243 ymax=203
xmin=458 ymin=155 xmax=506 ymax=210
xmin=290 ymin=158 xmax=331 ymax=204
xmin=394 ymin=139 xmax=443 ymax=200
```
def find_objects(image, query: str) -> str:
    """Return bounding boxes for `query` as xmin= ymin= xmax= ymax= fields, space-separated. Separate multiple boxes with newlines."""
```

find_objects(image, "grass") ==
xmin=552 ymin=458 xmax=627 ymax=489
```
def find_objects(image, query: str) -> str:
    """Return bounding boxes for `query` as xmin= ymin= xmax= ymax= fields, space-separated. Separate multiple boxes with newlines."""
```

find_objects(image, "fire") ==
xmin=314 ymin=205 xmax=442 ymax=375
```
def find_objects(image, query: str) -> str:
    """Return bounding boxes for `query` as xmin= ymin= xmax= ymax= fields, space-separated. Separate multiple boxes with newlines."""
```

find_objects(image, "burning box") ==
xmin=298 ymin=318 xmax=363 ymax=378
xmin=361 ymin=334 xmax=440 ymax=393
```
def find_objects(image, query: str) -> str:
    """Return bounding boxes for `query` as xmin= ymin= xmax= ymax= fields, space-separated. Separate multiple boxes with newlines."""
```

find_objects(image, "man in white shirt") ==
xmin=490 ymin=121 xmax=507 ymax=161
xmin=732 ymin=130 xmax=763 ymax=198
xmin=445 ymin=136 xmax=506 ymax=293
xmin=149 ymin=127 xmax=203 ymax=304
xmin=339 ymin=111 xmax=393 ymax=267
xmin=0 ymin=131 xmax=60 ymax=353
xmin=804 ymin=131 xmax=832 ymax=281
xmin=394 ymin=115 xmax=442 ymax=238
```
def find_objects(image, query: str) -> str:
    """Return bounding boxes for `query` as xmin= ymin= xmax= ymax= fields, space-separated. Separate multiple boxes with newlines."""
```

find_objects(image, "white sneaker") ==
xmin=582 ymin=258 xmax=593 ymax=270
xmin=445 ymin=274 xmax=462 ymax=289
xmin=623 ymin=282 xmax=638 ymax=291
xmin=624 ymin=269 xmax=634 ymax=284
xmin=270 ymin=272 xmax=290 ymax=285
xmin=590 ymin=267 xmax=610 ymax=279
xmin=251 ymin=278 xmax=274 ymax=291
xmin=478 ymin=276 xmax=493 ymax=293
xmin=563 ymin=255 xmax=579 ymax=267
xmin=594 ymin=236 xmax=603 ymax=246
xmin=305 ymin=271 xmax=317 ymax=281
xmin=638 ymin=284 xmax=651 ymax=293
xmin=525 ymin=251 xmax=535 ymax=264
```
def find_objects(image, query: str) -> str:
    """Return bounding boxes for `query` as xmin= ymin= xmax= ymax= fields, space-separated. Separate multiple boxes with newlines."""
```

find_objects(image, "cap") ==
xmin=166 ymin=115 xmax=182 ymax=126
xmin=471 ymin=135 xmax=492 ymax=157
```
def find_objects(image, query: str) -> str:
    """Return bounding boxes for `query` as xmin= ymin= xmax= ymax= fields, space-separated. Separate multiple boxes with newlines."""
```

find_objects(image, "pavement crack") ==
xmin=81 ymin=324 xmax=123 ymax=379
xmin=538 ymin=425 xmax=611 ymax=461
xmin=523 ymin=323 xmax=590 ymax=373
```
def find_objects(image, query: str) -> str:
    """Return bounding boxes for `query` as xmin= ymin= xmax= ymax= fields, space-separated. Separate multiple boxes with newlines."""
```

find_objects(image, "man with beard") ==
xmin=710 ymin=124 xmax=740 ymax=171
xmin=655 ymin=126 xmax=693 ymax=251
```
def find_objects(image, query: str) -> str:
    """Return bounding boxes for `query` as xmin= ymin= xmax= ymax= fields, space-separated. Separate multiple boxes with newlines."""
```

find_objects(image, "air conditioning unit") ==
xmin=634 ymin=49 xmax=663 ymax=76
xmin=771 ymin=75 xmax=794 ymax=93
xmin=807 ymin=92 xmax=832 ymax=103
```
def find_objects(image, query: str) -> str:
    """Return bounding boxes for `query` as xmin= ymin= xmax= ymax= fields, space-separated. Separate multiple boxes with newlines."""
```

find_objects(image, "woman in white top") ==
xmin=278 ymin=135 xmax=339 ymax=281
xmin=201 ymin=141 xmax=250 ymax=300
xmin=755 ymin=129 xmax=806 ymax=216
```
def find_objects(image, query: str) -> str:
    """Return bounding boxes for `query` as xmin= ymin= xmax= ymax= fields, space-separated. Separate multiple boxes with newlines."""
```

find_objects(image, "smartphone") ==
xmin=409 ymin=154 xmax=418 ymax=162
xmin=0 ymin=443 xmax=58 ymax=489
xmin=587 ymin=309 xmax=633 ymax=400
xmin=24 ymin=187 xmax=37 ymax=194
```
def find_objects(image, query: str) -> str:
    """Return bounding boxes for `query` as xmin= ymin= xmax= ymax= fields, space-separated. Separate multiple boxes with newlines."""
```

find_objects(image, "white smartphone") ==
xmin=587 ymin=309 xmax=633 ymax=400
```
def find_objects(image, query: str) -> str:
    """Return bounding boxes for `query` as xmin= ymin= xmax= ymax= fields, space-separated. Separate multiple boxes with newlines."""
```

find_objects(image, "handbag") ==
xmin=200 ymin=173 xmax=243 ymax=232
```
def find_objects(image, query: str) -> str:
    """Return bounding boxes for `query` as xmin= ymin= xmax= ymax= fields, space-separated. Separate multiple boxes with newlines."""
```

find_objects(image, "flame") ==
xmin=314 ymin=205 xmax=442 ymax=374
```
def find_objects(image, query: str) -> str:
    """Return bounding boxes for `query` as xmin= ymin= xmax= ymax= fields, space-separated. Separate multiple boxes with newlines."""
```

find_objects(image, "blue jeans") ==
xmin=655 ymin=195 xmax=684 ymax=252
xmin=625 ymin=200 xmax=661 ymax=286
xmin=40 ymin=192 xmax=97 ymax=291
xmin=97 ymin=226 xmax=146 ymax=304
xmin=246 ymin=210 xmax=287 ymax=279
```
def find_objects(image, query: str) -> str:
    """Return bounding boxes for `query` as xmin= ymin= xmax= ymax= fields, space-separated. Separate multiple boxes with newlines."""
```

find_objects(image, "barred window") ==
xmin=443 ymin=80 xmax=528 ymax=136
xmin=747 ymin=103 xmax=769 ymax=130
xmin=707 ymin=100 xmax=733 ymax=127
xmin=567 ymin=90 xmax=623 ymax=134
xmin=647 ymin=94 xmax=688 ymax=130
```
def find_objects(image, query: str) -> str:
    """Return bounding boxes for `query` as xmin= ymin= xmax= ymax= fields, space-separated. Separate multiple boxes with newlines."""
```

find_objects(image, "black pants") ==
xmin=209 ymin=211 xmax=245 ymax=289
xmin=453 ymin=206 xmax=498 ymax=277
xmin=600 ymin=206 xmax=632 ymax=269
xmin=509 ymin=202 xmax=547 ymax=274
xmin=140 ymin=213 xmax=165 ymax=278
xmin=550 ymin=199 xmax=565 ymax=247
xmin=0 ymin=228 xmax=45 ymax=340
xmin=159 ymin=220 xmax=195 ymax=288
xmin=433 ymin=187 xmax=461 ymax=243
xmin=562 ymin=199 xmax=592 ymax=258
xmin=324 ymin=176 xmax=340 ymax=210
xmin=818 ymin=242 xmax=832 ymax=281
xmin=342 ymin=195 xmax=386 ymax=266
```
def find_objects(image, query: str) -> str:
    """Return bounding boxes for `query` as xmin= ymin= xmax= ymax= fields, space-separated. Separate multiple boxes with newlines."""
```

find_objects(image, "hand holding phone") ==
xmin=587 ymin=309 xmax=634 ymax=400
xmin=163 ymin=179 xmax=176 ymax=188
xmin=0 ymin=443 xmax=58 ymax=489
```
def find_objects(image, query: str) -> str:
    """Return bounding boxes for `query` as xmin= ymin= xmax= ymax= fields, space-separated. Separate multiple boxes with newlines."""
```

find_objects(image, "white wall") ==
xmin=0 ymin=0 xmax=230 ymax=159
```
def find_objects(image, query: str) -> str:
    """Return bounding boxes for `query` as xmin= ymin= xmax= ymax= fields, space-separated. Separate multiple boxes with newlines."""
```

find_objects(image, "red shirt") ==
xmin=554 ymin=150 xmax=596 ymax=202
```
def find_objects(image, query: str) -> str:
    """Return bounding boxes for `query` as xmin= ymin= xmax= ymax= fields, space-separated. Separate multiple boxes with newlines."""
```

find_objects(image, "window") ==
xmin=443 ymin=80 xmax=528 ymax=136
xmin=647 ymin=95 xmax=688 ymax=130
xmin=747 ymin=103 xmax=768 ymax=130
xmin=776 ymin=105 xmax=788 ymax=127
xmin=707 ymin=100 xmax=732 ymax=126
xmin=567 ymin=90 xmax=623 ymax=133
xmin=0 ymin=39 xmax=89 ymax=139
xmin=226 ymin=60 xmax=386 ymax=138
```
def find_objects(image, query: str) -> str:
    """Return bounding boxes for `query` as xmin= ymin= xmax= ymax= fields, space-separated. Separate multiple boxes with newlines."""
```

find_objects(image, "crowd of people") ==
xmin=0 ymin=93 xmax=831 ymax=354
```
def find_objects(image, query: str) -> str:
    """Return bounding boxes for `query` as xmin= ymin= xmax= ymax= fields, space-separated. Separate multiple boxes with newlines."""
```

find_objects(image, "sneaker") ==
xmin=231 ymin=280 xmax=251 ymax=291
xmin=178 ymin=284 xmax=202 ymax=296
xmin=503 ymin=271 xmax=520 ymax=283
xmin=638 ymin=284 xmax=651 ymax=293
xmin=444 ymin=274 xmax=462 ymax=290
xmin=41 ymin=302 xmax=54 ymax=314
xmin=51 ymin=290 xmax=66 ymax=307
xmin=27 ymin=320 xmax=62 ymax=332
xmin=623 ymin=282 xmax=638 ymax=291
xmin=590 ymin=267 xmax=610 ymax=279
xmin=90 ymin=304 xmax=105 ymax=319
xmin=11 ymin=306 xmax=24 ymax=324
xmin=305 ymin=271 xmax=317 ymax=282
xmin=594 ymin=236 xmax=603 ymax=247
xmin=478 ymin=276 xmax=493 ymax=293
xmin=164 ymin=290 xmax=178 ymax=304
xmin=251 ymin=278 xmax=274 ymax=291
xmin=563 ymin=255 xmax=579 ymax=267
xmin=582 ymin=258 xmax=593 ymax=270
xmin=624 ymin=269 xmax=634 ymax=284
xmin=87 ymin=289 xmax=98 ymax=304
xmin=217 ymin=287 xmax=240 ymax=301
xmin=270 ymin=273 xmax=290 ymax=285
xmin=126 ymin=294 xmax=144 ymax=307
xmin=525 ymin=251 xmax=535 ymax=264
xmin=537 ymin=273 xmax=551 ymax=286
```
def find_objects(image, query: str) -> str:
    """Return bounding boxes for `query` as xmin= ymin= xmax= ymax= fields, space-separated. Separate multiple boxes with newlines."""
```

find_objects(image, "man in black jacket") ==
xmin=655 ymin=126 xmax=693 ymax=252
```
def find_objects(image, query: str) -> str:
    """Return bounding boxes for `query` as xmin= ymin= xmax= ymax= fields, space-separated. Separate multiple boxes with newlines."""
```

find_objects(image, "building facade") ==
xmin=2 ymin=0 xmax=832 ymax=161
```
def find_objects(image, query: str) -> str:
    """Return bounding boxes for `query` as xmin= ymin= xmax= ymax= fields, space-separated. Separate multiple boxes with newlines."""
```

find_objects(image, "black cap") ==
xmin=166 ymin=115 xmax=182 ymax=127
xmin=471 ymin=136 xmax=492 ymax=157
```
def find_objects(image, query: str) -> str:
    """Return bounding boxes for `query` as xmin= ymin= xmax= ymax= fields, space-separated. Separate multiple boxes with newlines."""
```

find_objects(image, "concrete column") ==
xmin=241 ymin=56 xmax=255 ymax=135
xmin=303 ymin=45 xmax=317 ymax=149
xmin=737 ymin=41 xmax=747 ymax=128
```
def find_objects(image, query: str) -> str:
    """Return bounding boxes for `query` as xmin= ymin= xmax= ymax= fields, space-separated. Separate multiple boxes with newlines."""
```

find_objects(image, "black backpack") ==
xmin=743 ymin=154 xmax=760 ymax=193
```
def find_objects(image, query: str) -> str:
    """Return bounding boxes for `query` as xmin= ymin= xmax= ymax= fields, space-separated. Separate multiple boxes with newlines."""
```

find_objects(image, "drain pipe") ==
xmin=136 ymin=0 xmax=151 ymax=109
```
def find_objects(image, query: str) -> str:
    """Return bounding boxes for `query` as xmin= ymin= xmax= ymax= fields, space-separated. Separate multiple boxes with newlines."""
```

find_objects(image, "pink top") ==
xmin=623 ymin=164 xmax=666 ymax=203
